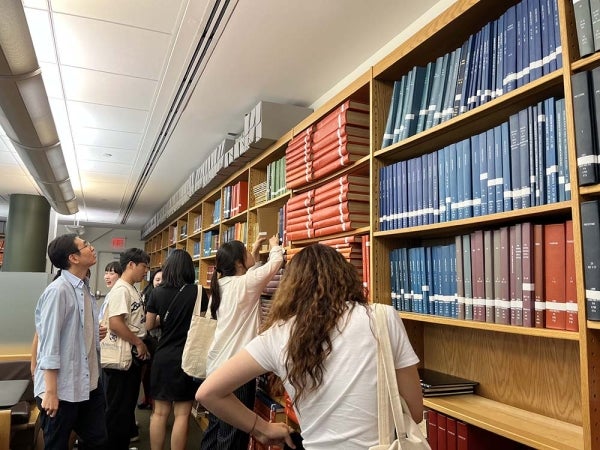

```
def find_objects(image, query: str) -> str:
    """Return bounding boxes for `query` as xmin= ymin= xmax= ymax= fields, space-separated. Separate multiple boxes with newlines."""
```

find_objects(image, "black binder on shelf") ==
xmin=419 ymin=368 xmax=478 ymax=397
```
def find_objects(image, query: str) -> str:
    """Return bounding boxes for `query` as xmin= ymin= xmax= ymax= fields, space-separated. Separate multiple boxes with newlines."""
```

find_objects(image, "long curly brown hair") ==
xmin=261 ymin=243 xmax=368 ymax=405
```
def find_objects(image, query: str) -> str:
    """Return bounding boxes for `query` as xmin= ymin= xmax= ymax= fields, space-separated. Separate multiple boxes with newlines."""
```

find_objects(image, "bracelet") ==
xmin=249 ymin=412 xmax=258 ymax=435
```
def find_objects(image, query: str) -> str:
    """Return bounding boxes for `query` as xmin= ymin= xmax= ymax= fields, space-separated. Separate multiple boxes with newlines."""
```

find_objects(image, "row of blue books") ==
xmin=382 ymin=0 xmax=561 ymax=147
xmin=202 ymin=230 xmax=219 ymax=257
xmin=390 ymin=244 xmax=457 ymax=318
xmin=379 ymin=97 xmax=569 ymax=231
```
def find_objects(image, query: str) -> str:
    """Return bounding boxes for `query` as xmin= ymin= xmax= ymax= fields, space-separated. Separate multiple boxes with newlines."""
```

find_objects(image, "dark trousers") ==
xmin=104 ymin=363 xmax=141 ymax=450
xmin=200 ymin=379 xmax=256 ymax=450
xmin=36 ymin=386 xmax=107 ymax=450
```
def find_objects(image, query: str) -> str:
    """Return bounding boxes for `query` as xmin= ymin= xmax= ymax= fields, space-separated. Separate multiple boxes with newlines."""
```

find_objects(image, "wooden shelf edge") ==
xmin=373 ymin=202 xmax=572 ymax=239
xmin=400 ymin=312 xmax=579 ymax=341
xmin=424 ymin=395 xmax=583 ymax=450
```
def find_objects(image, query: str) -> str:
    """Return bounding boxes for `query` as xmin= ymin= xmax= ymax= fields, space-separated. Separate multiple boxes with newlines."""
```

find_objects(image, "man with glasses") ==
xmin=103 ymin=248 xmax=150 ymax=449
xmin=34 ymin=233 xmax=108 ymax=449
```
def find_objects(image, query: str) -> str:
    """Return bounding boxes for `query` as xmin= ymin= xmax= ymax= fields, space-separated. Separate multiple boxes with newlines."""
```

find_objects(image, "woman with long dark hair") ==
xmin=145 ymin=250 xmax=207 ymax=450
xmin=197 ymin=244 xmax=423 ymax=449
xmin=200 ymin=234 xmax=284 ymax=450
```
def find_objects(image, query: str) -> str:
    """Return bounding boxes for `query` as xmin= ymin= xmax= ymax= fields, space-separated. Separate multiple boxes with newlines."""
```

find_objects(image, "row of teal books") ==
xmin=382 ymin=0 xmax=561 ymax=148
xmin=379 ymin=97 xmax=570 ymax=231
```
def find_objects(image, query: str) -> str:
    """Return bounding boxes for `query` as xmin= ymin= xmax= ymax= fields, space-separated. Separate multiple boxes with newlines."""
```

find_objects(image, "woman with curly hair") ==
xmin=196 ymin=243 xmax=423 ymax=450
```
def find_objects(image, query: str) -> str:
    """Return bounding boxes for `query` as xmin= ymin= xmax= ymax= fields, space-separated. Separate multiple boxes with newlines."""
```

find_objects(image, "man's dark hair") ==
xmin=47 ymin=233 xmax=79 ymax=270
xmin=104 ymin=261 xmax=123 ymax=275
xmin=119 ymin=248 xmax=150 ymax=269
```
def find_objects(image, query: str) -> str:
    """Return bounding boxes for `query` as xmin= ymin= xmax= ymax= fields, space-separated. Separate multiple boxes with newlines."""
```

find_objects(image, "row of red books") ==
xmin=459 ymin=220 xmax=577 ymax=331
xmin=285 ymin=174 xmax=370 ymax=241
xmin=286 ymin=100 xmax=370 ymax=188
xmin=223 ymin=180 xmax=249 ymax=219
xmin=427 ymin=410 xmax=527 ymax=450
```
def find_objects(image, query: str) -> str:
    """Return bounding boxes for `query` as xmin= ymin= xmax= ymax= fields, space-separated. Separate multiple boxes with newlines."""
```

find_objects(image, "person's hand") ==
xmin=268 ymin=234 xmax=279 ymax=248
xmin=252 ymin=236 xmax=267 ymax=254
xmin=99 ymin=324 xmax=108 ymax=341
xmin=253 ymin=421 xmax=295 ymax=448
xmin=41 ymin=392 xmax=59 ymax=418
xmin=134 ymin=340 xmax=150 ymax=360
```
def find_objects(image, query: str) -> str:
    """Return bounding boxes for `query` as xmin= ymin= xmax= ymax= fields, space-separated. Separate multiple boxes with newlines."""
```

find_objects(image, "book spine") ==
xmin=573 ymin=0 xmax=595 ymax=57
xmin=581 ymin=200 xmax=600 ymax=320
xmin=534 ymin=223 xmax=546 ymax=327
xmin=522 ymin=222 xmax=535 ymax=327
xmin=565 ymin=220 xmax=578 ymax=331
xmin=544 ymin=222 xmax=566 ymax=330
xmin=572 ymin=70 xmax=598 ymax=186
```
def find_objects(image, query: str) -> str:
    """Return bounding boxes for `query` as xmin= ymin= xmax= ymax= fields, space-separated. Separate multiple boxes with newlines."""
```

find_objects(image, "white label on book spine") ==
xmin=586 ymin=289 xmax=600 ymax=300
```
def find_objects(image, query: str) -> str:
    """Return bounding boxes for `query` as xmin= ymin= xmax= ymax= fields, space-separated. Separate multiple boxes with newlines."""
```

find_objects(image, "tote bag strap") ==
xmin=194 ymin=285 xmax=210 ymax=316
xmin=374 ymin=304 xmax=408 ymax=442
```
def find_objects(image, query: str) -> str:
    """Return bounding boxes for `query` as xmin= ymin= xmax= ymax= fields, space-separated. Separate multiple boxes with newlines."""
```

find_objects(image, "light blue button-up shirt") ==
xmin=34 ymin=270 xmax=101 ymax=402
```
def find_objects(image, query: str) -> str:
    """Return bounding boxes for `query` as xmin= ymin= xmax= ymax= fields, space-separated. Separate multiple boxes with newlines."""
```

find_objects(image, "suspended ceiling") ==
xmin=0 ymin=0 xmax=450 ymax=231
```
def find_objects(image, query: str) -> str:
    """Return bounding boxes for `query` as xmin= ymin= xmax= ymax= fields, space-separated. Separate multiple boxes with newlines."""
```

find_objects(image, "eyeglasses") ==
xmin=76 ymin=241 xmax=91 ymax=252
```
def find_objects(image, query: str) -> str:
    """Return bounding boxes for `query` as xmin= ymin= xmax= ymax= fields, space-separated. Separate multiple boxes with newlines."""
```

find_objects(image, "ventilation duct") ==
xmin=120 ymin=0 xmax=237 ymax=224
xmin=0 ymin=0 xmax=78 ymax=215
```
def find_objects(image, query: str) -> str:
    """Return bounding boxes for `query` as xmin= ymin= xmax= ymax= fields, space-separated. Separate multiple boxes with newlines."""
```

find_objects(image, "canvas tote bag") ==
xmin=181 ymin=286 xmax=216 ymax=379
xmin=100 ymin=319 xmax=133 ymax=370
xmin=370 ymin=304 xmax=431 ymax=450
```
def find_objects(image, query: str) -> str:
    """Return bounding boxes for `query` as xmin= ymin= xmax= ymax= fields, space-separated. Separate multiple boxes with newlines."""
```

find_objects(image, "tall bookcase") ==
xmin=144 ymin=0 xmax=600 ymax=447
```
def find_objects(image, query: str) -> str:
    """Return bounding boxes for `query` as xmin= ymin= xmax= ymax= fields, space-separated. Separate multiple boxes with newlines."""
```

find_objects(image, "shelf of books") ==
xmin=142 ymin=0 xmax=600 ymax=446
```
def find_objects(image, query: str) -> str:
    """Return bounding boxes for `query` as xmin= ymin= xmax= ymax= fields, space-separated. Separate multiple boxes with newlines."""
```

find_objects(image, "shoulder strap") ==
xmin=374 ymin=304 xmax=408 ymax=442
xmin=195 ymin=286 xmax=214 ymax=318
xmin=163 ymin=285 xmax=187 ymax=323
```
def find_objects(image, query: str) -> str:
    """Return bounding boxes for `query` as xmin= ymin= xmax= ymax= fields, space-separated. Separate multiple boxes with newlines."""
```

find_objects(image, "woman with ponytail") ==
xmin=200 ymin=234 xmax=283 ymax=450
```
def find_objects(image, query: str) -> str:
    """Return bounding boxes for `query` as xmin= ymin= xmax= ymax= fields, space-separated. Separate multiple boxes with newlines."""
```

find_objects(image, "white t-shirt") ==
xmin=245 ymin=303 xmax=419 ymax=450
xmin=105 ymin=278 xmax=146 ymax=338
xmin=206 ymin=246 xmax=284 ymax=375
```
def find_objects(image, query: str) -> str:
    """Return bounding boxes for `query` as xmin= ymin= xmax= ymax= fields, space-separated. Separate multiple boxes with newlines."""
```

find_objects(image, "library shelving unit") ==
xmin=144 ymin=0 xmax=600 ymax=447
xmin=369 ymin=0 xmax=594 ymax=449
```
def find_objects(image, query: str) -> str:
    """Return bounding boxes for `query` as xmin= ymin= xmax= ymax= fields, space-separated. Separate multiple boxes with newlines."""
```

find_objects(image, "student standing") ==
xmin=197 ymin=244 xmax=423 ymax=450
xmin=200 ymin=235 xmax=283 ymax=450
xmin=34 ymin=234 xmax=108 ymax=449
xmin=103 ymin=248 xmax=150 ymax=450
xmin=146 ymin=250 xmax=207 ymax=450
xmin=138 ymin=268 xmax=163 ymax=411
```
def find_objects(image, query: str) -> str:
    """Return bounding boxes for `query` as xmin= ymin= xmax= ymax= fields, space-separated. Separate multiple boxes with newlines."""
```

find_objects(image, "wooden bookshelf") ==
xmin=424 ymin=395 xmax=583 ymax=450
xmin=142 ymin=0 xmax=600 ymax=447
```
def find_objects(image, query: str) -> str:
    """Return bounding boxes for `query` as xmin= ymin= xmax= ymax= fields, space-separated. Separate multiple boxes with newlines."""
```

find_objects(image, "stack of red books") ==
xmin=312 ymin=174 xmax=370 ymax=237
xmin=285 ymin=190 xmax=315 ymax=241
xmin=311 ymin=100 xmax=370 ymax=179
xmin=285 ymin=100 xmax=370 ymax=188
xmin=286 ymin=126 xmax=313 ymax=189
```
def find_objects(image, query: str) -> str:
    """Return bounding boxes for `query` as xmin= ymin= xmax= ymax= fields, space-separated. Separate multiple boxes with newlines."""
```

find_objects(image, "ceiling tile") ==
xmin=83 ymin=172 xmax=131 ymax=184
xmin=61 ymin=66 xmax=157 ymax=110
xmin=79 ymin=159 xmax=132 ymax=175
xmin=22 ymin=1 xmax=48 ymax=10
xmin=40 ymin=62 xmax=64 ymax=99
xmin=23 ymin=8 xmax=56 ymax=63
xmin=53 ymin=14 xmax=172 ymax=79
xmin=48 ymin=0 xmax=186 ymax=34
xmin=73 ymin=127 xmax=142 ymax=151
xmin=0 ymin=152 xmax=18 ymax=166
xmin=76 ymin=145 xmax=138 ymax=165
xmin=67 ymin=101 xmax=148 ymax=134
